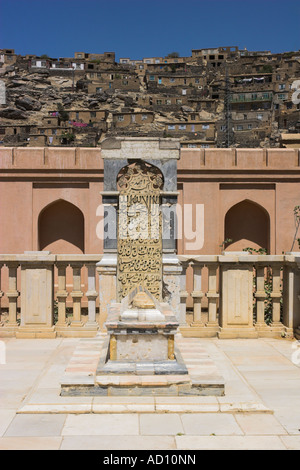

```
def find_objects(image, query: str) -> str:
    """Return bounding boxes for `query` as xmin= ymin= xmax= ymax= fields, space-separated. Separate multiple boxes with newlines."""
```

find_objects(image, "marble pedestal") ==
xmin=97 ymin=302 xmax=188 ymax=376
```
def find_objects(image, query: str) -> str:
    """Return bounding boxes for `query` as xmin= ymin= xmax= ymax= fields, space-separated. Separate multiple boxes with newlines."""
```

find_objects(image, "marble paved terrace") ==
xmin=0 ymin=334 xmax=300 ymax=450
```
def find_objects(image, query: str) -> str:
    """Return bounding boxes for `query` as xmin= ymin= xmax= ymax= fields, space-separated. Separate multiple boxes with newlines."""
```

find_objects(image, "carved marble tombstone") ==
xmin=96 ymin=137 xmax=188 ymax=377
xmin=117 ymin=160 xmax=163 ymax=301
xmin=97 ymin=137 xmax=182 ymax=328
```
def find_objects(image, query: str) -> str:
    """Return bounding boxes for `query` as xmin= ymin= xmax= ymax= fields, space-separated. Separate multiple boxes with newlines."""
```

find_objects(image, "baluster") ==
xmin=85 ymin=262 xmax=99 ymax=332
xmin=6 ymin=262 xmax=19 ymax=331
xmin=206 ymin=263 xmax=219 ymax=330
xmin=70 ymin=263 xmax=83 ymax=327
xmin=255 ymin=265 xmax=268 ymax=332
xmin=56 ymin=262 xmax=69 ymax=328
xmin=271 ymin=264 xmax=283 ymax=329
xmin=191 ymin=261 xmax=204 ymax=326
xmin=179 ymin=260 xmax=189 ymax=325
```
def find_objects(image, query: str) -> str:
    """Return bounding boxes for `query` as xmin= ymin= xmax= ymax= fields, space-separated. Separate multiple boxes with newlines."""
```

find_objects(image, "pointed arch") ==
xmin=38 ymin=199 xmax=84 ymax=253
xmin=224 ymin=199 xmax=270 ymax=253
xmin=117 ymin=160 xmax=164 ymax=192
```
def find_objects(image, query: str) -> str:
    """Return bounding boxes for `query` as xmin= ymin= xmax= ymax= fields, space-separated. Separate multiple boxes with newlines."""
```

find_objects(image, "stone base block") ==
xmin=60 ymin=380 xmax=225 ymax=397
xmin=218 ymin=327 xmax=258 ymax=339
xmin=55 ymin=326 xmax=98 ymax=338
xmin=97 ymin=337 xmax=188 ymax=376
xmin=284 ymin=327 xmax=294 ymax=339
xmin=0 ymin=325 xmax=19 ymax=337
xmin=16 ymin=326 xmax=57 ymax=339
xmin=256 ymin=326 xmax=285 ymax=338
xmin=180 ymin=325 xmax=219 ymax=338
xmin=294 ymin=327 xmax=300 ymax=340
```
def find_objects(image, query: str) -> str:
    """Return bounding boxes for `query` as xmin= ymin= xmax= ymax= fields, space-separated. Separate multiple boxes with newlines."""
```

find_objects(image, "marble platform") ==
xmin=60 ymin=333 xmax=225 ymax=397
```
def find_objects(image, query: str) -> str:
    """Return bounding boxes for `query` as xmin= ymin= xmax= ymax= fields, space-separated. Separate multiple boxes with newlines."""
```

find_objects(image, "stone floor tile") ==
xmin=139 ymin=413 xmax=184 ymax=436
xmin=0 ymin=410 xmax=16 ymax=437
xmin=156 ymin=404 xmax=220 ymax=413
xmin=62 ymin=413 xmax=139 ymax=436
xmin=273 ymin=408 xmax=300 ymax=435
xmin=181 ymin=413 xmax=243 ymax=436
xmin=4 ymin=414 xmax=67 ymax=437
xmin=92 ymin=396 xmax=155 ymax=404
xmin=175 ymin=435 xmax=287 ymax=450
xmin=61 ymin=435 xmax=176 ymax=450
xmin=92 ymin=403 xmax=155 ymax=413
xmin=155 ymin=396 xmax=219 ymax=404
xmin=18 ymin=404 xmax=92 ymax=414
xmin=0 ymin=437 xmax=62 ymax=450
xmin=235 ymin=413 xmax=288 ymax=435
xmin=23 ymin=387 xmax=93 ymax=405
xmin=280 ymin=436 xmax=300 ymax=450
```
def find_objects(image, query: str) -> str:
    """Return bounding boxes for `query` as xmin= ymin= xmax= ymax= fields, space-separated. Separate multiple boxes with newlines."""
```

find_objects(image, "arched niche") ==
xmin=38 ymin=199 xmax=84 ymax=253
xmin=224 ymin=199 xmax=270 ymax=253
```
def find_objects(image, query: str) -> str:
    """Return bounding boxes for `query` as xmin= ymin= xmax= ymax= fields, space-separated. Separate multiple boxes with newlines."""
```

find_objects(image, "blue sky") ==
xmin=0 ymin=0 xmax=299 ymax=60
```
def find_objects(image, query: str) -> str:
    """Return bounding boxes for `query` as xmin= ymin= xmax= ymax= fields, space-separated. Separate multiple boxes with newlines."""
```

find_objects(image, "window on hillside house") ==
xmin=202 ymin=124 xmax=210 ymax=129
xmin=118 ymin=115 xmax=124 ymax=121
xmin=142 ymin=114 xmax=148 ymax=120
xmin=179 ymin=124 xmax=186 ymax=130
xmin=168 ymin=125 xmax=175 ymax=130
